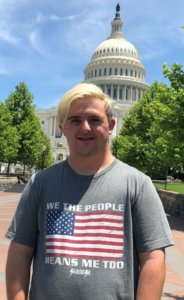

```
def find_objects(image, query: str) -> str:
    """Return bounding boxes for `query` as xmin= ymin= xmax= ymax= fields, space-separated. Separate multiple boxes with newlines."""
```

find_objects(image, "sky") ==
xmin=0 ymin=0 xmax=184 ymax=109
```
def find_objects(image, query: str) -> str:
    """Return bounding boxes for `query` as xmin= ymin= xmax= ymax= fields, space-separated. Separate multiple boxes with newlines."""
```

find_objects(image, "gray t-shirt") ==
xmin=6 ymin=159 xmax=173 ymax=300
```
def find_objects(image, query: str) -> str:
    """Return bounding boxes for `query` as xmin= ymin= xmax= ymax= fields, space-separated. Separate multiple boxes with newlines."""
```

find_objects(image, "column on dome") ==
xmin=138 ymin=89 xmax=141 ymax=100
xmin=113 ymin=85 xmax=116 ymax=99
xmin=123 ymin=85 xmax=126 ymax=100
xmin=132 ymin=87 xmax=134 ymax=101
xmin=111 ymin=85 xmax=113 ymax=99
xmin=135 ymin=88 xmax=139 ymax=101
xmin=119 ymin=86 xmax=122 ymax=100
xmin=130 ymin=86 xmax=133 ymax=101
xmin=107 ymin=85 xmax=111 ymax=98
xmin=104 ymin=85 xmax=107 ymax=94
xmin=128 ymin=86 xmax=131 ymax=100
xmin=117 ymin=85 xmax=120 ymax=101
xmin=125 ymin=87 xmax=127 ymax=100
xmin=132 ymin=87 xmax=136 ymax=101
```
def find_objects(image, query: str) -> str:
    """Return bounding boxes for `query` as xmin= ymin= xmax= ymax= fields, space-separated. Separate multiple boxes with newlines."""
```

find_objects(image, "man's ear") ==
xmin=109 ymin=118 xmax=115 ymax=134
xmin=59 ymin=124 xmax=64 ymax=135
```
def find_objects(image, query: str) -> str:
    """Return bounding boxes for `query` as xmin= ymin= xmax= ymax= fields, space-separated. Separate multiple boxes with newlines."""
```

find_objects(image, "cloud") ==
xmin=36 ymin=12 xmax=82 ymax=24
xmin=0 ymin=59 xmax=10 ymax=75
xmin=0 ymin=28 xmax=19 ymax=45
xmin=0 ymin=0 xmax=30 ymax=46
xmin=29 ymin=30 xmax=47 ymax=57
xmin=36 ymin=13 xmax=60 ymax=23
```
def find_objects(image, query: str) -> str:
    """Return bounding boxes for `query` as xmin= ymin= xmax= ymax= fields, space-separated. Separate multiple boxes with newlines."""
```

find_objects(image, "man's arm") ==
xmin=136 ymin=248 xmax=166 ymax=300
xmin=6 ymin=241 xmax=34 ymax=300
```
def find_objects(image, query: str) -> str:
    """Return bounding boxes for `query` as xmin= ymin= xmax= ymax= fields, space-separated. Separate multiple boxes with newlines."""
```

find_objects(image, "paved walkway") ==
xmin=0 ymin=188 xmax=184 ymax=300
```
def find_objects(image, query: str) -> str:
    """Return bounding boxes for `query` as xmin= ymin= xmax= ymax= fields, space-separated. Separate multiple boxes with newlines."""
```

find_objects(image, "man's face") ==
xmin=60 ymin=97 xmax=115 ymax=158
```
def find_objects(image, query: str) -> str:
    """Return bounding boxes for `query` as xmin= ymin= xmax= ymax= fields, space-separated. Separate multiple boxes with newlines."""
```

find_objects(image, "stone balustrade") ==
xmin=158 ymin=189 xmax=184 ymax=220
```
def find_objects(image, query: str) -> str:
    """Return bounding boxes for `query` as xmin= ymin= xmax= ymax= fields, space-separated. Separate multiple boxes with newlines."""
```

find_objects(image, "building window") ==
xmin=107 ymin=87 xmax=111 ymax=97
xmin=120 ymin=68 xmax=123 ymax=75
xmin=113 ymin=87 xmax=117 ymax=99
xmin=55 ymin=131 xmax=61 ymax=138
xmin=91 ymin=71 xmax=93 ymax=77
xmin=119 ymin=88 xmax=123 ymax=100
xmin=95 ymin=70 xmax=97 ymax=77
xmin=125 ymin=69 xmax=128 ymax=76
xmin=104 ymin=68 xmax=106 ymax=76
xmin=115 ymin=68 xmax=118 ymax=75
xmin=41 ymin=120 xmax=45 ymax=124
xmin=109 ymin=68 xmax=112 ymax=75
xmin=133 ymin=88 xmax=136 ymax=101
xmin=126 ymin=87 xmax=129 ymax=100
xmin=99 ymin=69 xmax=101 ymax=76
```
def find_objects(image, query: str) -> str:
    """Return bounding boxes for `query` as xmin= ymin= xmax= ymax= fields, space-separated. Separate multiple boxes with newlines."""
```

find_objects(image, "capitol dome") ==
xmin=84 ymin=4 xmax=149 ymax=134
xmin=92 ymin=37 xmax=140 ymax=62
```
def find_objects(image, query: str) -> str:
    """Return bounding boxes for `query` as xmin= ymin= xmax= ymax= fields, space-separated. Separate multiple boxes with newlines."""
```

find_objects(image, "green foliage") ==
xmin=5 ymin=82 xmax=35 ymax=126
xmin=3 ymin=82 xmax=53 ymax=169
xmin=0 ymin=102 xmax=19 ymax=163
xmin=34 ymin=132 xmax=54 ymax=170
xmin=112 ymin=64 xmax=184 ymax=178
xmin=163 ymin=63 xmax=184 ymax=90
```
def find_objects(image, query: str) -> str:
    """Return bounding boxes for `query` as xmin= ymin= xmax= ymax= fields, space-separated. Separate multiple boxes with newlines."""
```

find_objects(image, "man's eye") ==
xmin=89 ymin=118 xmax=101 ymax=124
xmin=70 ymin=119 xmax=81 ymax=124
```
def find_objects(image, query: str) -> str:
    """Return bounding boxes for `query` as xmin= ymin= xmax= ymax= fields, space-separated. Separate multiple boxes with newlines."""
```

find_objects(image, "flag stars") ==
xmin=46 ymin=211 xmax=75 ymax=235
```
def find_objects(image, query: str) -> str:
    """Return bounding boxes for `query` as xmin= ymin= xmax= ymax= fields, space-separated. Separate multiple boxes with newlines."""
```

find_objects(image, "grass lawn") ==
xmin=154 ymin=182 xmax=184 ymax=194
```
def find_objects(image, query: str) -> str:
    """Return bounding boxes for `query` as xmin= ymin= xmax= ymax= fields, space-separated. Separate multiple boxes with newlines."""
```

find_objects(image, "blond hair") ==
xmin=57 ymin=83 xmax=112 ymax=125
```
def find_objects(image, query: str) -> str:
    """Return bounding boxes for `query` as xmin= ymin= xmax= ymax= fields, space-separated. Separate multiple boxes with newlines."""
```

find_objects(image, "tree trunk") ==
xmin=23 ymin=164 xmax=26 ymax=176
xmin=164 ymin=167 xmax=168 ymax=190
xmin=7 ymin=163 xmax=11 ymax=177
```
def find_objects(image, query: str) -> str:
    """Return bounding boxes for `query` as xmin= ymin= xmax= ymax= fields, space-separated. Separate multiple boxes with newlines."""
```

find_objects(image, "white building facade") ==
xmin=37 ymin=4 xmax=149 ymax=161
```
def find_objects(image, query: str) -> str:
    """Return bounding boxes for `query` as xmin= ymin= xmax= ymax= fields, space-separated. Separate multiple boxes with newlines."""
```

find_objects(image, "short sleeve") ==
xmin=5 ymin=174 xmax=40 ymax=248
xmin=132 ymin=176 xmax=174 ymax=253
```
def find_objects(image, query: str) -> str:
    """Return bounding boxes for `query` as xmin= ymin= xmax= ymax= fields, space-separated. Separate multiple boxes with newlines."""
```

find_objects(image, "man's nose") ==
xmin=81 ymin=120 xmax=91 ymax=131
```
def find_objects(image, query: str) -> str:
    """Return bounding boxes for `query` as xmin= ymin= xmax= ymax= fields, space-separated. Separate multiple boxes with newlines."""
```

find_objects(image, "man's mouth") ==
xmin=78 ymin=137 xmax=94 ymax=140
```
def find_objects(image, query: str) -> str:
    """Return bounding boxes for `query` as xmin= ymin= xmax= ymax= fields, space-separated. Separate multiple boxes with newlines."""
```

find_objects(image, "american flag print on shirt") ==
xmin=45 ymin=210 xmax=124 ymax=260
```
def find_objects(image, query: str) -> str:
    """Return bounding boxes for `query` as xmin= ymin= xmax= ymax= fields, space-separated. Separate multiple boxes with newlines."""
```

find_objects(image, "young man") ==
xmin=6 ymin=83 xmax=173 ymax=300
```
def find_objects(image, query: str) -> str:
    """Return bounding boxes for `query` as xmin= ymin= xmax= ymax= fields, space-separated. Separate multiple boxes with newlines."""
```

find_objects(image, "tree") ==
xmin=112 ymin=64 xmax=184 ymax=179
xmin=0 ymin=102 xmax=19 ymax=173
xmin=19 ymin=117 xmax=53 ymax=169
xmin=112 ymin=82 xmax=167 ymax=175
xmin=5 ymin=82 xmax=53 ymax=169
